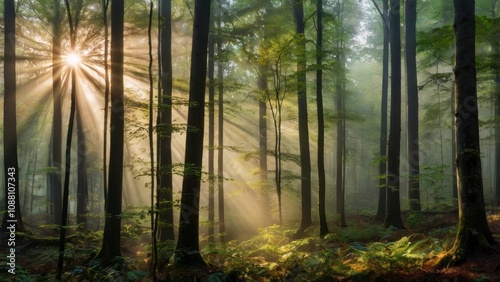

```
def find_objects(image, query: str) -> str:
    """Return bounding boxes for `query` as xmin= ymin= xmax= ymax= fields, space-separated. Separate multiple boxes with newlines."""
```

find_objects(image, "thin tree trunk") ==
xmin=375 ymin=0 xmax=389 ymax=222
xmin=76 ymin=103 xmax=88 ymax=227
xmin=51 ymin=0 xmax=63 ymax=225
xmin=292 ymin=0 xmax=312 ymax=235
xmin=207 ymin=3 xmax=216 ymax=244
xmin=492 ymin=0 xmax=500 ymax=206
xmin=102 ymin=0 xmax=110 ymax=208
xmin=95 ymin=0 xmax=125 ymax=266
xmin=405 ymin=0 xmax=420 ymax=212
xmin=147 ymin=0 xmax=157 ymax=278
xmin=57 ymin=0 xmax=80 ymax=276
xmin=2 ymin=0 xmax=23 ymax=232
xmin=316 ymin=0 xmax=329 ymax=237
xmin=385 ymin=0 xmax=405 ymax=229
xmin=217 ymin=5 xmax=225 ymax=243
xmin=174 ymin=0 xmax=211 ymax=267
xmin=157 ymin=0 xmax=175 ymax=242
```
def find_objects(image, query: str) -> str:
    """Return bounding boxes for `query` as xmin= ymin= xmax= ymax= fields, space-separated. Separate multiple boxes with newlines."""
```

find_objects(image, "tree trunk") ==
xmin=405 ymin=0 xmax=421 ymax=212
xmin=207 ymin=3 xmax=216 ymax=244
xmin=102 ymin=0 xmax=110 ymax=209
xmin=384 ymin=0 xmax=405 ymax=229
xmin=493 ymin=0 xmax=500 ymax=207
xmin=174 ymin=0 xmax=211 ymax=267
xmin=96 ymin=0 xmax=125 ymax=266
xmin=57 ymin=0 xmax=81 ymax=276
xmin=292 ymin=0 xmax=312 ymax=235
xmin=50 ymin=0 xmax=63 ymax=226
xmin=217 ymin=7 xmax=225 ymax=243
xmin=316 ymin=0 xmax=329 ymax=237
xmin=2 ymin=0 xmax=23 ymax=232
xmin=375 ymin=0 xmax=389 ymax=222
xmin=437 ymin=0 xmax=497 ymax=266
xmin=76 ymin=103 xmax=88 ymax=227
xmin=157 ymin=0 xmax=175 ymax=242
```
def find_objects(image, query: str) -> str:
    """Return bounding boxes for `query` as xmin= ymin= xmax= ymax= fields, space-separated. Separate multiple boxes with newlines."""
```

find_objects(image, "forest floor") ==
xmin=1 ymin=209 xmax=500 ymax=281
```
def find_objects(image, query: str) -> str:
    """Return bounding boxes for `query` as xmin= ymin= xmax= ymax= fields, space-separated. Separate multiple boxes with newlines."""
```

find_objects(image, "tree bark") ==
xmin=174 ymin=0 xmax=211 ymax=267
xmin=217 ymin=5 xmax=225 ymax=243
xmin=157 ymin=0 xmax=175 ymax=242
xmin=375 ymin=0 xmax=389 ymax=222
xmin=292 ymin=0 xmax=312 ymax=235
xmin=316 ymin=0 xmax=329 ymax=237
xmin=437 ymin=0 xmax=498 ymax=266
xmin=207 ymin=3 xmax=216 ymax=244
xmin=2 ymin=0 xmax=23 ymax=232
xmin=384 ymin=0 xmax=405 ymax=229
xmin=405 ymin=0 xmax=421 ymax=212
xmin=96 ymin=0 xmax=125 ymax=265
xmin=50 ymin=0 xmax=63 ymax=226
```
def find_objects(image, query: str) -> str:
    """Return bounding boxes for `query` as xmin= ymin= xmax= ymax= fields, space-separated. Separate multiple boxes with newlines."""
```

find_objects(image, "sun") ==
xmin=65 ymin=53 xmax=82 ymax=66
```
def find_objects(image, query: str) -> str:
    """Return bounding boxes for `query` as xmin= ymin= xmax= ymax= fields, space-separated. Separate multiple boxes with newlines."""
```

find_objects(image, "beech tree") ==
xmin=292 ymin=0 xmax=312 ymax=235
xmin=374 ymin=0 xmax=389 ymax=222
xmin=316 ymin=0 xmax=329 ymax=237
xmin=157 ymin=0 xmax=175 ymax=242
xmin=2 ymin=0 xmax=24 ymax=232
xmin=95 ymin=0 xmax=125 ymax=266
xmin=173 ymin=0 xmax=211 ymax=267
xmin=437 ymin=0 xmax=497 ymax=266
xmin=405 ymin=0 xmax=420 ymax=212
xmin=384 ymin=0 xmax=405 ymax=229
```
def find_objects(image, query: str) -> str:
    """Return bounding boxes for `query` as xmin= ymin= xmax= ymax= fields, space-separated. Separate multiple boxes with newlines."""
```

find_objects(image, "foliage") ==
xmin=199 ymin=224 xmax=453 ymax=281
xmin=350 ymin=236 xmax=429 ymax=276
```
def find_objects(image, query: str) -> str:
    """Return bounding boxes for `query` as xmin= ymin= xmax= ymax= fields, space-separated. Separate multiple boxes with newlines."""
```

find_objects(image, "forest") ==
xmin=0 ymin=0 xmax=499 ymax=281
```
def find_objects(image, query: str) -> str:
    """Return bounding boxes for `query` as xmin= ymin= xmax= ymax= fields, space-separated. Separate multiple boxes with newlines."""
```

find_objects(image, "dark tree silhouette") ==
xmin=292 ymin=0 xmax=312 ymax=235
xmin=405 ymin=0 xmax=421 ymax=212
xmin=374 ymin=0 xmax=389 ymax=223
xmin=50 ymin=0 xmax=63 ymax=225
xmin=57 ymin=0 xmax=82 ymax=277
xmin=217 ymin=16 xmax=225 ymax=243
xmin=2 ymin=0 xmax=23 ymax=232
xmin=385 ymin=0 xmax=405 ymax=229
xmin=316 ymin=0 xmax=329 ymax=237
xmin=437 ymin=0 xmax=497 ymax=266
xmin=173 ymin=0 xmax=211 ymax=267
xmin=95 ymin=0 xmax=125 ymax=266
xmin=157 ymin=0 xmax=175 ymax=242
xmin=207 ymin=2 xmax=216 ymax=244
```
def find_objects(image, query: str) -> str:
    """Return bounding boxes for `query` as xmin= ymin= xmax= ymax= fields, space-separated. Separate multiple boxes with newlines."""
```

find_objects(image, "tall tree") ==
xmin=2 ymin=0 xmax=23 ymax=232
xmin=405 ymin=0 xmax=420 ymax=212
xmin=292 ymin=0 xmax=312 ymax=235
xmin=76 ymin=99 xmax=89 ymax=227
xmin=316 ymin=0 xmax=329 ymax=237
xmin=374 ymin=0 xmax=389 ymax=222
xmin=102 ymin=0 xmax=110 ymax=207
xmin=216 ymin=1 xmax=225 ymax=243
xmin=173 ymin=0 xmax=211 ymax=267
xmin=207 ymin=1 xmax=216 ymax=244
xmin=335 ymin=0 xmax=347 ymax=228
xmin=491 ymin=0 xmax=500 ymax=207
xmin=437 ymin=0 xmax=497 ymax=266
xmin=385 ymin=0 xmax=405 ymax=229
xmin=95 ymin=0 xmax=125 ymax=266
xmin=50 ymin=0 xmax=64 ymax=225
xmin=157 ymin=0 xmax=175 ymax=242
xmin=57 ymin=0 xmax=82 ymax=277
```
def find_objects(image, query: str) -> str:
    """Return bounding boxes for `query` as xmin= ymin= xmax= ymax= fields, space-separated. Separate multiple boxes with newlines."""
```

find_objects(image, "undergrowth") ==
xmin=200 ymin=224 xmax=449 ymax=281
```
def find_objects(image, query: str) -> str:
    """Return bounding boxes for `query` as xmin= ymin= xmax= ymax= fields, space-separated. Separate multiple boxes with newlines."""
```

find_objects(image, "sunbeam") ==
xmin=65 ymin=53 xmax=82 ymax=67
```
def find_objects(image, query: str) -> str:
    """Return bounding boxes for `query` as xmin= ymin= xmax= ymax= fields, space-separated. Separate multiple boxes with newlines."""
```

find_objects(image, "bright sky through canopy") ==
xmin=65 ymin=53 xmax=82 ymax=66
